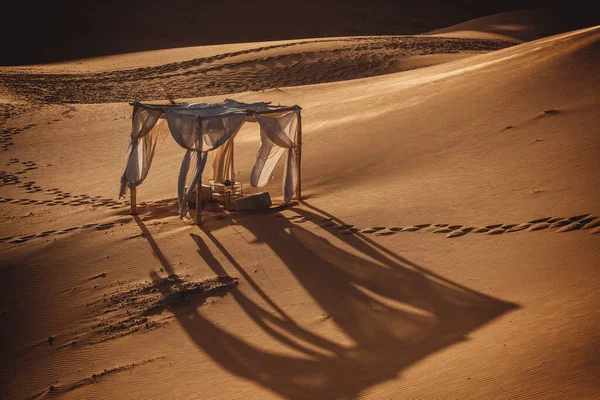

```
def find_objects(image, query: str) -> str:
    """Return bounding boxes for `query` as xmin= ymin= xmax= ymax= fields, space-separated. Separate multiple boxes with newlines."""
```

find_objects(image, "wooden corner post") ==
xmin=130 ymin=187 xmax=137 ymax=215
xmin=296 ymin=109 xmax=302 ymax=201
xmin=195 ymin=116 xmax=203 ymax=225
xmin=195 ymin=175 xmax=202 ymax=225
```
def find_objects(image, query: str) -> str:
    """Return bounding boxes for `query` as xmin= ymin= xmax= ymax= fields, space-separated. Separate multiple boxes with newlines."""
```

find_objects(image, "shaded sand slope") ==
xmin=428 ymin=8 xmax=599 ymax=42
xmin=1 ymin=27 xmax=600 ymax=399
xmin=2 ymin=0 xmax=549 ymax=65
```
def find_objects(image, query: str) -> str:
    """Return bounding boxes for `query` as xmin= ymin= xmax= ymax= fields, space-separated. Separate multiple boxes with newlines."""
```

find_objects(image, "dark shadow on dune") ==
xmin=133 ymin=215 xmax=172 ymax=272
xmin=2 ymin=1 xmax=559 ymax=65
xmin=428 ymin=8 xmax=599 ymax=42
xmin=144 ymin=201 xmax=518 ymax=399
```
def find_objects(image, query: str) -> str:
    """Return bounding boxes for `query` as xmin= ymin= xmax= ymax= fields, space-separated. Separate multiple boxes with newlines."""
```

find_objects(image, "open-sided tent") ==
xmin=119 ymin=99 xmax=302 ymax=223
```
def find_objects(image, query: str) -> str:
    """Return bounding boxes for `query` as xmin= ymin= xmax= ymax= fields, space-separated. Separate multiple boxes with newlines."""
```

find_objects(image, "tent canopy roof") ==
xmin=132 ymin=98 xmax=301 ymax=118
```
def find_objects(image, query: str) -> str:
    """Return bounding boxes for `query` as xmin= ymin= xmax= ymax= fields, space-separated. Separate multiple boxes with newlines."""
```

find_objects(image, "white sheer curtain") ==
xmin=212 ymin=138 xmax=235 ymax=182
xmin=166 ymin=110 xmax=246 ymax=218
xmin=119 ymin=105 xmax=163 ymax=198
xmin=210 ymin=113 xmax=247 ymax=182
xmin=251 ymin=110 xmax=299 ymax=204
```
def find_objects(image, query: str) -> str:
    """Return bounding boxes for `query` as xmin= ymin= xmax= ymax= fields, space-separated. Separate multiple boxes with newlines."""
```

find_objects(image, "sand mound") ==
xmin=0 ymin=36 xmax=513 ymax=104
xmin=428 ymin=8 xmax=599 ymax=42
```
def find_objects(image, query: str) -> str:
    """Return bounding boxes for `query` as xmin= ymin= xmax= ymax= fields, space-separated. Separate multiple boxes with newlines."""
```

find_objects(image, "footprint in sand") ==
xmin=507 ymin=223 xmax=530 ymax=232
xmin=95 ymin=223 xmax=115 ymax=230
xmin=578 ymin=216 xmax=596 ymax=226
xmin=336 ymin=224 xmax=354 ymax=230
xmin=9 ymin=238 xmax=30 ymax=244
xmin=446 ymin=229 xmax=470 ymax=238
xmin=550 ymin=219 xmax=571 ymax=228
xmin=433 ymin=227 xmax=454 ymax=233
xmin=582 ymin=218 xmax=600 ymax=230
xmin=360 ymin=227 xmax=386 ymax=234
xmin=528 ymin=217 xmax=551 ymax=224
xmin=359 ymin=228 xmax=377 ymax=234
xmin=557 ymin=222 xmax=585 ymax=233
xmin=0 ymin=236 xmax=16 ymax=243
xmin=568 ymin=214 xmax=590 ymax=222
xmin=374 ymin=230 xmax=396 ymax=236
xmin=529 ymin=222 xmax=551 ymax=231
xmin=9 ymin=234 xmax=37 ymax=244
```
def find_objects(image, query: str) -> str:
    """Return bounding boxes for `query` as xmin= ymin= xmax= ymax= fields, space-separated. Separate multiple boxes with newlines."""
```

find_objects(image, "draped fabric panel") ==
xmin=212 ymin=138 xmax=236 ymax=182
xmin=119 ymin=105 xmax=162 ymax=198
xmin=251 ymin=111 xmax=299 ymax=204
xmin=165 ymin=111 xmax=201 ymax=150
xmin=165 ymin=111 xmax=246 ymax=217
xmin=177 ymin=150 xmax=208 ymax=218
xmin=210 ymin=114 xmax=246 ymax=182
xmin=202 ymin=114 xmax=245 ymax=150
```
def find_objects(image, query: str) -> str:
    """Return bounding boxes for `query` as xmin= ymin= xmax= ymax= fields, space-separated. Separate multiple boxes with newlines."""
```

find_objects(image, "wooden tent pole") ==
xmin=296 ymin=110 xmax=302 ymax=200
xmin=195 ymin=175 xmax=202 ymax=225
xmin=195 ymin=116 xmax=203 ymax=226
xmin=130 ymin=187 xmax=137 ymax=215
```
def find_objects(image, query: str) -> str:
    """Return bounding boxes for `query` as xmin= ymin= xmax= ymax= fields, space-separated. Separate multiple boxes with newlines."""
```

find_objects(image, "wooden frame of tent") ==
xmin=119 ymin=99 xmax=303 ymax=225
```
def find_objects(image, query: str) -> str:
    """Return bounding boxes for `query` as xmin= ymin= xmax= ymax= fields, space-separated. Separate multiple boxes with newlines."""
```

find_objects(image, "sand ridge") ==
xmin=0 ymin=36 xmax=513 ymax=104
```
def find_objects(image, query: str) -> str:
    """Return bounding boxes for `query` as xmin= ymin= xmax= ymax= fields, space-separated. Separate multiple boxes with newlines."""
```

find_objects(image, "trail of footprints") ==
xmin=0 ymin=123 xmax=37 ymax=151
xmin=0 ymin=217 xmax=137 ymax=245
xmin=0 ymin=103 xmax=75 ymax=152
xmin=278 ymin=214 xmax=600 ymax=238
xmin=0 ymin=37 xmax=513 ymax=104
xmin=0 ymin=191 xmax=126 ymax=208
xmin=0 ymin=157 xmax=133 ymax=244
xmin=3 ymin=206 xmax=598 ymax=246
xmin=2 ymin=157 xmax=125 ymax=205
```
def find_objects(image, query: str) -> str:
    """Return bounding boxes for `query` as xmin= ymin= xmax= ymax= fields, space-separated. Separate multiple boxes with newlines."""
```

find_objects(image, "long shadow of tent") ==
xmin=152 ymin=203 xmax=517 ymax=399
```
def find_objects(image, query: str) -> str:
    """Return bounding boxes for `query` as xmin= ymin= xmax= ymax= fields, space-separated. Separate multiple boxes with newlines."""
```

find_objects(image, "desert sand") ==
xmin=1 ymin=7 xmax=599 ymax=400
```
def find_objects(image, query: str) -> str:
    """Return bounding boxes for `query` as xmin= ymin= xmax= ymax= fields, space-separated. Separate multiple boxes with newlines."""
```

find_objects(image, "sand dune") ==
xmin=2 ymin=0 xmax=551 ymax=66
xmin=1 ymin=9 xmax=599 ymax=400
xmin=0 ymin=36 xmax=513 ymax=104
xmin=428 ymin=8 xmax=599 ymax=42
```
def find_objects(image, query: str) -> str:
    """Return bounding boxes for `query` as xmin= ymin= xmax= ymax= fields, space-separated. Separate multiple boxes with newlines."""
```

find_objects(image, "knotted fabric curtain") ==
xmin=251 ymin=110 xmax=299 ymax=204
xmin=210 ymin=113 xmax=248 ymax=182
xmin=166 ymin=110 xmax=246 ymax=218
xmin=119 ymin=105 xmax=163 ymax=198
xmin=212 ymin=137 xmax=236 ymax=182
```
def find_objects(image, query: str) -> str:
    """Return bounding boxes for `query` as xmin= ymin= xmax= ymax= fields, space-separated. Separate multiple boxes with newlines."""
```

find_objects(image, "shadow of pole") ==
xmin=133 ymin=215 xmax=174 ymax=275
